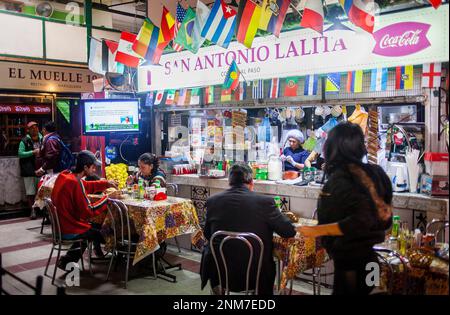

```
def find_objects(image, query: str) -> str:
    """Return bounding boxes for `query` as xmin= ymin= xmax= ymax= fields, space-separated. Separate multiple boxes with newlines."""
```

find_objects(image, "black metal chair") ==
xmin=0 ymin=253 xmax=43 ymax=295
xmin=426 ymin=219 xmax=449 ymax=243
xmin=373 ymin=246 xmax=409 ymax=295
xmin=43 ymin=198 xmax=91 ymax=285
xmin=210 ymin=231 xmax=264 ymax=295
xmin=106 ymin=198 xmax=156 ymax=289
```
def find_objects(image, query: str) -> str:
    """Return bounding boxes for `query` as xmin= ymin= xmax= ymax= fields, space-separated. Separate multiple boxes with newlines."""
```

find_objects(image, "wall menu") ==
xmin=0 ymin=61 xmax=100 ymax=93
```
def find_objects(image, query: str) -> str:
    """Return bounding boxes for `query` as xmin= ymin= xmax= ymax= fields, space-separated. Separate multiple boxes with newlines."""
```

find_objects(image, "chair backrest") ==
xmin=108 ymin=199 xmax=133 ymax=252
xmin=166 ymin=183 xmax=179 ymax=196
xmin=210 ymin=231 xmax=264 ymax=295
xmin=373 ymin=246 xmax=408 ymax=295
xmin=43 ymin=198 xmax=62 ymax=244
xmin=0 ymin=253 xmax=43 ymax=295
xmin=426 ymin=219 xmax=449 ymax=243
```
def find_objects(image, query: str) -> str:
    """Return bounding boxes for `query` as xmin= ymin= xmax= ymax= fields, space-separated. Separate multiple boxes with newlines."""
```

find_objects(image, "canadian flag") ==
xmin=349 ymin=0 xmax=376 ymax=33
xmin=115 ymin=32 xmax=141 ymax=68
xmin=300 ymin=0 xmax=324 ymax=34
xmin=428 ymin=0 xmax=442 ymax=9
xmin=422 ymin=63 xmax=442 ymax=88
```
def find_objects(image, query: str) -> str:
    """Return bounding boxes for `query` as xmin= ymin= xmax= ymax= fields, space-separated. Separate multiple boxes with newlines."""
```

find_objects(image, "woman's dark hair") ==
xmin=324 ymin=122 xmax=367 ymax=174
xmin=44 ymin=121 xmax=56 ymax=133
xmin=229 ymin=163 xmax=253 ymax=187
xmin=138 ymin=153 xmax=159 ymax=176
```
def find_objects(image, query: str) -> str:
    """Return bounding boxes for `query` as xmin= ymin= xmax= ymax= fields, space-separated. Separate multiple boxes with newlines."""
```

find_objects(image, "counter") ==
xmin=0 ymin=156 xmax=27 ymax=207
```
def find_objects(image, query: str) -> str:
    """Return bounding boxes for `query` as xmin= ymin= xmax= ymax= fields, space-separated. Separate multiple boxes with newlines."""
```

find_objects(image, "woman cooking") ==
xmin=281 ymin=129 xmax=310 ymax=171
xmin=126 ymin=153 xmax=166 ymax=187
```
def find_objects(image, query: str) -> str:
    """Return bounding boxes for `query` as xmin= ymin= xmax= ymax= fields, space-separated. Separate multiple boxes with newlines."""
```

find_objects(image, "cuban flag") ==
xmin=370 ymin=68 xmax=388 ymax=91
xmin=304 ymin=75 xmax=318 ymax=96
xmin=252 ymin=80 xmax=264 ymax=99
xmin=201 ymin=0 xmax=237 ymax=49
xmin=268 ymin=78 xmax=280 ymax=98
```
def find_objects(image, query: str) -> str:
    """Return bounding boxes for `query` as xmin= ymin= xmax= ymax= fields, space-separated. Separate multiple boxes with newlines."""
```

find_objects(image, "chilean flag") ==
xmin=428 ymin=0 xmax=442 ymax=9
xmin=349 ymin=0 xmax=375 ymax=33
xmin=300 ymin=0 xmax=324 ymax=34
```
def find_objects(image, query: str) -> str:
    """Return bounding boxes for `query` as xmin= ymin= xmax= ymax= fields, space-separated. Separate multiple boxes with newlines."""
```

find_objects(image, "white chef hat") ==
xmin=286 ymin=129 xmax=304 ymax=144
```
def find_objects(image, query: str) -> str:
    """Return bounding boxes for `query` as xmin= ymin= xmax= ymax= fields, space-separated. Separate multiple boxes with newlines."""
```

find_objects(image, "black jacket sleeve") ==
xmin=261 ymin=197 xmax=296 ymax=238
xmin=203 ymin=198 xmax=212 ymax=241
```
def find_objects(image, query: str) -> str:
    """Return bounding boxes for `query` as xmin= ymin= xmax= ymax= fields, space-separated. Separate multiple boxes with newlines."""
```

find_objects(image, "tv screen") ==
xmin=82 ymin=99 xmax=140 ymax=135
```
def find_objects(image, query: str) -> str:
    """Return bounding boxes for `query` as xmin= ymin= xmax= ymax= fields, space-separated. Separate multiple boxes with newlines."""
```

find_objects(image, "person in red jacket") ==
xmin=51 ymin=150 xmax=119 ymax=270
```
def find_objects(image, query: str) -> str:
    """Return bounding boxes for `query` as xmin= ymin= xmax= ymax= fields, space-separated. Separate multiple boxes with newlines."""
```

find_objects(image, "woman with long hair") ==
xmin=297 ymin=122 xmax=393 ymax=295
xmin=127 ymin=153 xmax=166 ymax=187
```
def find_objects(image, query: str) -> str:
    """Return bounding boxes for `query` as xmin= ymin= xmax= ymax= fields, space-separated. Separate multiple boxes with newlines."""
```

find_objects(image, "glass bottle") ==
xmin=391 ymin=215 xmax=400 ymax=240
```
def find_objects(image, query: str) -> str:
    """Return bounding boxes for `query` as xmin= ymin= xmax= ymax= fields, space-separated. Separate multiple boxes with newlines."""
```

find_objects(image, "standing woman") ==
xmin=127 ymin=153 xmax=166 ymax=187
xmin=280 ymin=129 xmax=310 ymax=171
xmin=297 ymin=122 xmax=393 ymax=295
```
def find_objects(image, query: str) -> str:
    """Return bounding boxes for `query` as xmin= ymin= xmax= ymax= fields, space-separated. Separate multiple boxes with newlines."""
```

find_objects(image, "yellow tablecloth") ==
xmin=273 ymin=218 xmax=328 ymax=291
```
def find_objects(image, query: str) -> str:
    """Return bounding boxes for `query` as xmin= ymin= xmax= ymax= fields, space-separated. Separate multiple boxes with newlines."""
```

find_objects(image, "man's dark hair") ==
xmin=138 ymin=153 xmax=159 ymax=176
xmin=43 ymin=121 xmax=56 ymax=133
xmin=74 ymin=150 xmax=100 ymax=173
xmin=228 ymin=163 xmax=253 ymax=187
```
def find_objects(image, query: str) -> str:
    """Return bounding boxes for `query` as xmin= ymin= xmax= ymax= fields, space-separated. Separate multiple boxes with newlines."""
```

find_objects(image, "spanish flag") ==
xmin=395 ymin=66 xmax=414 ymax=90
xmin=236 ymin=0 xmax=262 ymax=49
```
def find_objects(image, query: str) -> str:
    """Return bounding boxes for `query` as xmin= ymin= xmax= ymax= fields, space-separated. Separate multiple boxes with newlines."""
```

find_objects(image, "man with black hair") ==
xmin=51 ymin=150 xmax=119 ymax=269
xmin=200 ymin=163 xmax=296 ymax=295
xmin=36 ymin=121 xmax=61 ymax=176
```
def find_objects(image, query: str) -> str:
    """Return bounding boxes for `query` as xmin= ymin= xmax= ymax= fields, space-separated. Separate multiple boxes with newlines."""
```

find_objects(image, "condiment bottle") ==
xmin=391 ymin=215 xmax=400 ymax=240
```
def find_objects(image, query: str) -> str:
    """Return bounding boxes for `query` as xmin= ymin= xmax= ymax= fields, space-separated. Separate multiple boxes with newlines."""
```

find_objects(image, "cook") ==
xmin=281 ymin=129 xmax=310 ymax=172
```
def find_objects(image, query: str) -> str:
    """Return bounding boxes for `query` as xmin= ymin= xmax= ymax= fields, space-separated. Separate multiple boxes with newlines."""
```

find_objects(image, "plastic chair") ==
xmin=210 ymin=231 xmax=264 ymax=295
xmin=106 ymin=199 xmax=156 ymax=289
xmin=43 ymin=198 xmax=91 ymax=285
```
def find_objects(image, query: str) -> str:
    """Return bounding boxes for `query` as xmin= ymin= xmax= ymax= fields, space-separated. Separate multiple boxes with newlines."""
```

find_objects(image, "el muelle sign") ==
xmin=0 ymin=104 xmax=52 ymax=114
xmin=138 ymin=5 xmax=449 ymax=91
xmin=0 ymin=62 xmax=100 ymax=93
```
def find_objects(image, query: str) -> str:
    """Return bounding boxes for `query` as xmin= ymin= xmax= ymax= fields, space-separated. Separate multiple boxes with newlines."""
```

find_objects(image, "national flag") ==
xmin=221 ymin=87 xmax=232 ymax=102
xmin=166 ymin=89 xmax=176 ymax=105
xmin=252 ymin=80 xmax=264 ymax=99
xmin=174 ymin=7 xmax=197 ymax=53
xmin=422 ymin=63 xmax=442 ymax=88
xmin=177 ymin=88 xmax=187 ymax=105
xmin=102 ymin=39 xmax=119 ymax=73
xmin=395 ymin=66 xmax=414 ymax=90
xmin=338 ymin=0 xmax=352 ymax=16
xmin=223 ymin=60 xmax=240 ymax=90
xmin=235 ymin=82 xmax=247 ymax=101
xmin=349 ymin=0 xmax=375 ymax=33
xmin=115 ymin=32 xmax=141 ymax=68
xmin=259 ymin=0 xmax=272 ymax=31
xmin=173 ymin=3 xmax=187 ymax=52
xmin=191 ymin=0 xmax=210 ymax=53
xmin=268 ymin=78 xmax=280 ymax=98
xmin=201 ymin=0 xmax=237 ymax=49
xmin=428 ymin=0 xmax=442 ymax=9
xmin=326 ymin=73 xmax=341 ymax=93
xmin=284 ymin=77 xmax=299 ymax=97
xmin=161 ymin=6 xmax=176 ymax=43
xmin=300 ymin=0 xmax=324 ymax=34
xmin=204 ymin=86 xmax=215 ymax=104
xmin=154 ymin=91 xmax=164 ymax=105
xmin=236 ymin=0 xmax=262 ymax=49
xmin=346 ymin=70 xmax=363 ymax=93
xmin=145 ymin=92 xmax=154 ymax=107
xmin=190 ymin=88 xmax=201 ymax=105
xmin=267 ymin=0 xmax=290 ymax=38
xmin=304 ymin=75 xmax=318 ymax=96
xmin=88 ymin=38 xmax=104 ymax=75
xmin=132 ymin=19 xmax=162 ymax=65
xmin=370 ymin=68 xmax=388 ymax=91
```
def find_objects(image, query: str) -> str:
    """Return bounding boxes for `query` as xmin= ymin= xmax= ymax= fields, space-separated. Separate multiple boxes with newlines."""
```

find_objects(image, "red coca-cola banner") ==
xmin=0 ymin=104 xmax=52 ymax=115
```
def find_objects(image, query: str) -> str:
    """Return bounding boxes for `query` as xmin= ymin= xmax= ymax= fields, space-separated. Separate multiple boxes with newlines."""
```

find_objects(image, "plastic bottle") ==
xmin=391 ymin=215 xmax=400 ymax=239
xmin=138 ymin=179 xmax=145 ymax=199
xmin=274 ymin=196 xmax=282 ymax=212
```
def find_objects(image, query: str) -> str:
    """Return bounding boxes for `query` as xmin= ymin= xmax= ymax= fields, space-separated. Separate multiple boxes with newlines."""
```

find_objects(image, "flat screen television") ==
xmin=82 ymin=99 xmax=140 ymax=135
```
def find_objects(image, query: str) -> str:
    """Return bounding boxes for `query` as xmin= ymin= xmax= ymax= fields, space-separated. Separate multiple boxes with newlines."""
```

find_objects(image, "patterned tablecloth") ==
xmin=98 ymin=195 xmax=204 ymax=266
xmin=273 ymin=218 xmax=328 ymax=291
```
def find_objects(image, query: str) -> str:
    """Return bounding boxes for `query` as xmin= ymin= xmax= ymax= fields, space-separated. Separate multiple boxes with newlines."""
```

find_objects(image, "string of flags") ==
xmin=146 ymin=62 xmax=442 ymax=106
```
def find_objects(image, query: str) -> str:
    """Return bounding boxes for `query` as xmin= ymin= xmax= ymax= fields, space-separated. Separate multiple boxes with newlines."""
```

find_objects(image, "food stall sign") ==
xmin=138 ymin=5 xmax=449 ymax=92
xmin=0 ymin=104 xmax=52 ymax=115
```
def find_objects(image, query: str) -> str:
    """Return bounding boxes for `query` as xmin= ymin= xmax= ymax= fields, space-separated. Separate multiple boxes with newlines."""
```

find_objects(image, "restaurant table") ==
xmin=375 ymin=241 xmax=449 ymax=295
xmin=273 ymin=218 xmax=328 ymax=294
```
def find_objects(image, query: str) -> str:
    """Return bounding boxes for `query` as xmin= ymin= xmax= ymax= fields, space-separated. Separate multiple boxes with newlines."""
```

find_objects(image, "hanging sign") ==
xmin=0 ymin=104 xmax=52 ymax=114
xmin=138 ymin=5 xmax=449 ymax=92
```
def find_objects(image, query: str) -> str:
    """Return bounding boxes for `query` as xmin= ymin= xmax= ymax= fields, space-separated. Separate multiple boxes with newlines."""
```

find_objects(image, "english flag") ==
xmin=422 ymin=63 xmax=442 ymax=88
xmin=300 ymin=0 xmax=324 ymax=34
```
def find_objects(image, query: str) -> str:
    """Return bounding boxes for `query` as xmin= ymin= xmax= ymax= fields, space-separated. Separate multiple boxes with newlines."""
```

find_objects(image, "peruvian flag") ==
xmin=115 ymin=32 xmax=141 ymax=68
xmin=428 ymin=0 xmax=442 ymax=9
xmin=300 ymin=0 xmax=324 ymax=34
xmin=349 ymin=0 xmax=375 ymax=33
xmin=422 ymin=63 xmax=442 ymax=88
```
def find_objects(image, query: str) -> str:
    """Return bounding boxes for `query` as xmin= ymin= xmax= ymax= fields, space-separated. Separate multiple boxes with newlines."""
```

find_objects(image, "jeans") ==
xmin=61 ymin=228 xmax=105 ymax=264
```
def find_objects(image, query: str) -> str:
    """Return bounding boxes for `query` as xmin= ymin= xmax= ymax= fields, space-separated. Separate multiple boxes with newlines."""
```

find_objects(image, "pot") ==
xmin=283 ymin=171 xmax=299 ymax=180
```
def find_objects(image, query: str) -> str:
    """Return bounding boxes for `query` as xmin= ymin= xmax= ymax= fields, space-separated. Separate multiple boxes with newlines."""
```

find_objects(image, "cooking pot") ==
xmin=283 ymin=171 xmax=299 ymax=180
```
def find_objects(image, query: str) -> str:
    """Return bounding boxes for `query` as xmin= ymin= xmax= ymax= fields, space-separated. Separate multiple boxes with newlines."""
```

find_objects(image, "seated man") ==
xmin=200 ymin=163 xmax=296 ymax=295
xmin=51 ymin=150 xmax=119 ymax=270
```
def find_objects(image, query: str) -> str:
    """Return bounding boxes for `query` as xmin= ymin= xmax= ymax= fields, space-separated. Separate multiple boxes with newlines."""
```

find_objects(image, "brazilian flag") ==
xmin=173 ymin=7 xmax=196 ymax=53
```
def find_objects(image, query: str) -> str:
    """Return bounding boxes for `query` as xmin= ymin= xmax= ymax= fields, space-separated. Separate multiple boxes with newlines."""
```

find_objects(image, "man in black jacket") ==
xmin=200 ymin=163 xmax=296 ymax=295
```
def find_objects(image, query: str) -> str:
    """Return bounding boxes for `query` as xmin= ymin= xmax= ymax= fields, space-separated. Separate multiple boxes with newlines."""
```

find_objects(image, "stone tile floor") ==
xmin=0 ymin=217 xmax=331 ymax=295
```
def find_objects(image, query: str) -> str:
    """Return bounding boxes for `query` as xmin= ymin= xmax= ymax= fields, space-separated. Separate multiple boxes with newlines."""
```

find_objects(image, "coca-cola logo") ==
xmin=372 ymin=22 xmax=431 ymax=57
xmin=14 ymin=106 xmax=31 ymax=112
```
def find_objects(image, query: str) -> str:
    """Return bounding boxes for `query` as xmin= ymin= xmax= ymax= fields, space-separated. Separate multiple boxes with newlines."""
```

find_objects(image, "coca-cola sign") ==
xmin=0 ymin=104 xmax=52 ymax=114
xmin=372 ymin=22 xmax=431 ymax=57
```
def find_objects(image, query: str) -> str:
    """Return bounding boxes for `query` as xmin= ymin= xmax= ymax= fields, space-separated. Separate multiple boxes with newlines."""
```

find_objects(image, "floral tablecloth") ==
xmin=99 ymin=196 xmax=204 ymax=265
xmin=273 ymin=218 xmax=328 ymax=291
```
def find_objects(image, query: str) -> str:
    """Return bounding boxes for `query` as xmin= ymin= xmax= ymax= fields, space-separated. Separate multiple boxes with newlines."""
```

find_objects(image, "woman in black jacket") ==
xmin=298 ymin=122 xmax=393 ymax=295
